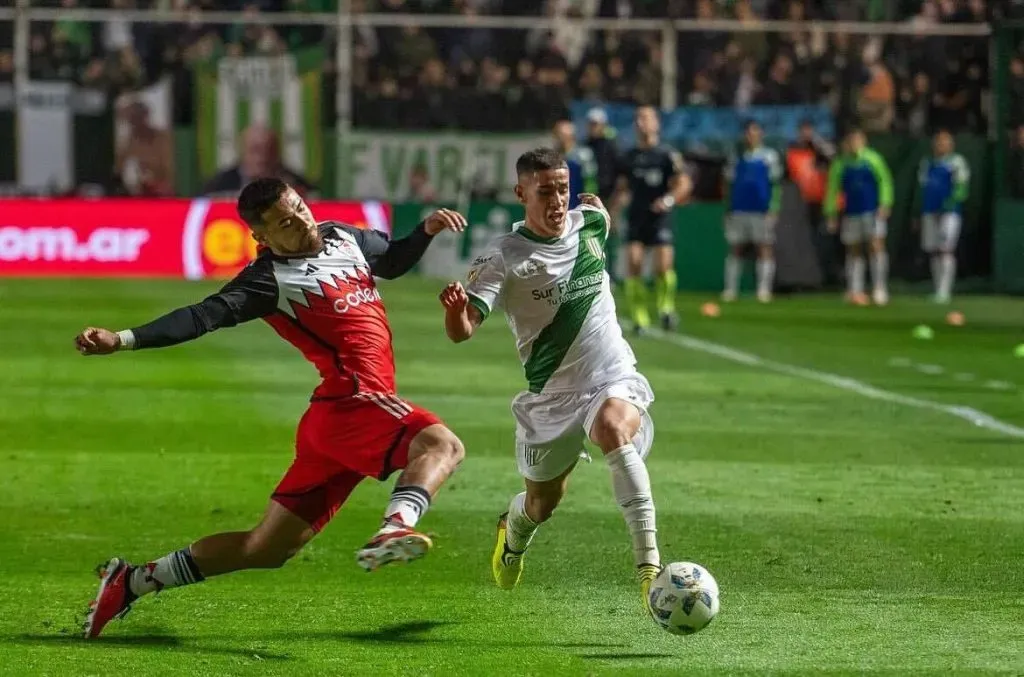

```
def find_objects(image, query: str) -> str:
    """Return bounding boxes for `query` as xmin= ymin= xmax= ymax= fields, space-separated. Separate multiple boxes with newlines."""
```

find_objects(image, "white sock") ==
xmin=383 ymin=485 xmax=431 ymax=529
xmin=505 ymin=492 xmax=538 ymax=553
xmin=606 ymin=444 xmax=659 ymax=567
xmin=939 ymin=254 xmax=956 ymax=299
xmin=930 ymin=255 xmax=941 ymax=291
xmin=847 ymin=256 xmax=866 ymax=295
xmin=870 ymin=250 xmax=889 ymax=293
xmin=128 ymin=547 xmax=205 ymax=598
xmin=756 ymin=257 xmax=775 ymax=295
xmin=724 ymin=255 xmax=741 ymax=296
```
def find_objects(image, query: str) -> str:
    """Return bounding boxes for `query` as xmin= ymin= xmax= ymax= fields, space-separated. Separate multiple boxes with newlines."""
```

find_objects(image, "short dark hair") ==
xmin=515 ymin=147 xmax=567 ymax=177
xmin=237 ymin=177 xmax=289 ymax=227
xmin=743 ymin=119 xmax=760 ymax=132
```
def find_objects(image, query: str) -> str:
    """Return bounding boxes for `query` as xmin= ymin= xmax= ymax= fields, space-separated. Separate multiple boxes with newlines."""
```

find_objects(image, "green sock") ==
xmin=624 ymin=277 xmax=650 ymax=328
xmin=655 ymin=270 xmax=677 ymax=315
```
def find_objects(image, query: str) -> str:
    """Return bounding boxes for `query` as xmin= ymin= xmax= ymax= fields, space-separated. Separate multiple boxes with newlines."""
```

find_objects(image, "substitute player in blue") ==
xmin=722 ymin=120 xmax=783 ymax=303
xmin=553 ymin=119 xmax=599 ymax=210
xmin=918 ymin=129 xmax=969 ymax=304
xmin=824 ymin=129 xmax=894 ymax=306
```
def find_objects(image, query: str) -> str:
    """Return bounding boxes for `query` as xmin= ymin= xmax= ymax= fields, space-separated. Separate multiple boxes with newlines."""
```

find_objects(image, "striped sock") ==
xmin=383 ymin=485 xmax=431 ymax=529
xmin=505 ymin=492 xmax=538 ymax=553
xmin=128 ymin=547 xmax=205 ymax=598
xmin=606 ymin=444 xmax=660 ymax=567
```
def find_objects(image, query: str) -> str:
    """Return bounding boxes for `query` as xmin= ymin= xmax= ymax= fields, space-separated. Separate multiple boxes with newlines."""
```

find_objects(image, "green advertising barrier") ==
xmin=391 ymin=201 xmax=733 ymax=292
xmin=167 ymin=128 xmax=990 ymax=285
xmin=994 ymin=199 xmax=1024 ymax=294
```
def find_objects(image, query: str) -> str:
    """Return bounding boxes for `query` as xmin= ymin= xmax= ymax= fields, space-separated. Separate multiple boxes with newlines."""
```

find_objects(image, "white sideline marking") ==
xmin=644 ymin=329 xmax=1024 ymax=440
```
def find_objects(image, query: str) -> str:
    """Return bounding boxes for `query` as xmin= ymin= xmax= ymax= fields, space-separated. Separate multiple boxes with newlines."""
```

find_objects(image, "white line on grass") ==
xmin=644 ymin=329 xmax=1024 ymax=440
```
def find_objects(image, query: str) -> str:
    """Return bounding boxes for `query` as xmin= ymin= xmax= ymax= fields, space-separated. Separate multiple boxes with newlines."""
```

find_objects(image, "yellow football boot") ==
xmin=491 ymin=513 xmax=525 ymax=590
xmin=638 ymin=563 xmax=661 ymax=618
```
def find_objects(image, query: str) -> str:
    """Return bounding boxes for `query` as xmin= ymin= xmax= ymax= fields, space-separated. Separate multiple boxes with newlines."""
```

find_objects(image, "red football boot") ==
xmin=83 ymin=557 xmax=137 ymax=638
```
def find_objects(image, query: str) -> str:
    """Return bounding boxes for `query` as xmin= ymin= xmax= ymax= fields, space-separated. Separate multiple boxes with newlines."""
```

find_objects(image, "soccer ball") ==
xmin=647 ymin=561 xmax=720 ymax=635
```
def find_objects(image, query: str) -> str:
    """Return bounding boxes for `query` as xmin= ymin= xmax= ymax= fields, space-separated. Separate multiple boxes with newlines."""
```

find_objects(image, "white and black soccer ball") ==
xmin=647 ymin=561 xmax=720 ymax=635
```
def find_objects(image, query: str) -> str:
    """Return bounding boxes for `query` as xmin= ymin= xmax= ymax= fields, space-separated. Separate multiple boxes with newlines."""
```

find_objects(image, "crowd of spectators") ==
xmin=349 ymin=0 xmax=1000 ymax=134
xmin=3 ymin=0 xmax=1024 ymax=136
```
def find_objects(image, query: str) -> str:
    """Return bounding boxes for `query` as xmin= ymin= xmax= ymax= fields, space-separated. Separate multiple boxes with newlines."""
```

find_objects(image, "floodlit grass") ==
xmin=1 ymin=278 xmax=1022 ymax=676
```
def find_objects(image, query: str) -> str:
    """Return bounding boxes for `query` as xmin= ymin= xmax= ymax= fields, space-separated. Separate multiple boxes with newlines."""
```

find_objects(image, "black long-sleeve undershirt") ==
xmin=128 ymin=221 xmax=433 ymax=350
xmin=364 ymin=222 xmax=433 ymax=279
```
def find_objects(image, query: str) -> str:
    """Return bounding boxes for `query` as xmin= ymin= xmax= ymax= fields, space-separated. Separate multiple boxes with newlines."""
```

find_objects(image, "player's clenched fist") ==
xmin=424 ymin=208 xmax=468 ymax=236
xmin=439 ymin=281 xmax=469 ymax=310
xmin=577 ymin=193 xmax=606 ymax=212
xmin=74 ymin=327 xmax=120 ymax=355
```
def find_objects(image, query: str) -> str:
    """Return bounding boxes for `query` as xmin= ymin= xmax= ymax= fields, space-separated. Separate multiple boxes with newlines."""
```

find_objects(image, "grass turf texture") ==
xmin=1 ymin=278 xmax=1023 ymax=676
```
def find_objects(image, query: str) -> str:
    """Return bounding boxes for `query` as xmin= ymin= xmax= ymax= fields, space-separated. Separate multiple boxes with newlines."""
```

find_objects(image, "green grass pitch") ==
xmin=1 ymin=278 xmax=1022 ymax=676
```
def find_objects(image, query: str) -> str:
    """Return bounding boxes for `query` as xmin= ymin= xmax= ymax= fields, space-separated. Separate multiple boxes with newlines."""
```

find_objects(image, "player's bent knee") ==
xmin=590 ymin=411 xmax=639 ymax=452
xmin=410 ymin=424 xmax=465 ymax=470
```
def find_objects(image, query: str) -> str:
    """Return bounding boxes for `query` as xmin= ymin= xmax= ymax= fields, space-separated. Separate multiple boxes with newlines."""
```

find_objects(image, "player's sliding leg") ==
xmin=623 ymin=241 xmax=650 ymax=333
xmin=756 ymin=242 xmax=775 ymax=303
xmin=357 ymin=424 xmax=464 ymax=571
xmin=85 ymin=500 xmax=318 ymax=638
xmin=869 ymin=235 xmax=889 ymax=306
xmin=86 ymin=418 xmax=463 ymax=637
xmin=493 ymin=464 xmax=575 ymax=590
xmin=588 ymin=397 xmax=660 ymax=613
xmin=651 ymin=244 xmax=678 ymax=330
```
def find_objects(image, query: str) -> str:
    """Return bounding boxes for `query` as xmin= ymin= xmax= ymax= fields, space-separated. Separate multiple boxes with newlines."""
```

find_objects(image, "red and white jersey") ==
xmin=130 ymin=221 xmax=434 ymax=399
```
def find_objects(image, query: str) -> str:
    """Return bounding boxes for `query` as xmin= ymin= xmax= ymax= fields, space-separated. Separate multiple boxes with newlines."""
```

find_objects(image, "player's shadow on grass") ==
xmin=9 ymin=632 xmax=291 ymax=661
xmin=281 ymin=620 xmax=630 ymax=651
xmin=322 ymin=620 xmax=453 ymax=644
xmin=579 ymin=652 xmax=676 ymax=660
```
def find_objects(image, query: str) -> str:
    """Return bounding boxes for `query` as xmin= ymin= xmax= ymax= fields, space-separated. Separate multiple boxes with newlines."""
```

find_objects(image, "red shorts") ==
xmin=271 ymin=392 xmax=442 ymax=532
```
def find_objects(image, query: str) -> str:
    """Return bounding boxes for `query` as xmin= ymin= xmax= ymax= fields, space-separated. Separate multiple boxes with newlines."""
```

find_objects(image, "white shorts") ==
xmin=725 ymin=212 xmax=775 ymax=246
xmin=841 ymin=214 xmax=887 ymax=245
xmin=511 ymin=373 xmax=655 ymax=482
xmin=921 ymin=213 xmax=961 ymax=253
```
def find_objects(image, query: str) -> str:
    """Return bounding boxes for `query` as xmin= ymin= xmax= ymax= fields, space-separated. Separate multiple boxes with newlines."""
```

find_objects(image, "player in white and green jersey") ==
xmin=439 ymin=148 xmax=663 ymax=616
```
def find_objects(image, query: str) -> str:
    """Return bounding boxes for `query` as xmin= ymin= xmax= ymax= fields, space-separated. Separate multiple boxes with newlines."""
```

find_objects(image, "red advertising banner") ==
xmin=0 ymin=199 xmax=391 ymax=279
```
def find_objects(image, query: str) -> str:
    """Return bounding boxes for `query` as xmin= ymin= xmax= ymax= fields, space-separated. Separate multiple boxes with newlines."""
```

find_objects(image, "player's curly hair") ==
xmin=237 ymin=177 xmax=289 ymax=228
xmin=516 ymin=147 xmax=567 ymax=177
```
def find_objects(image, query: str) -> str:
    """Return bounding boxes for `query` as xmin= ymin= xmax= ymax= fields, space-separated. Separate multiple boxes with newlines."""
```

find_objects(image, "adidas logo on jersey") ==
xmin=585 ymin=236 xmax=605 ymax=261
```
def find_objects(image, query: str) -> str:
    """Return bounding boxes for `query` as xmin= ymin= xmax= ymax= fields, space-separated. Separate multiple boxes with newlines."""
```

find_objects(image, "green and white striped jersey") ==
xmin=465 ymin=205 xmax=637 ymax=394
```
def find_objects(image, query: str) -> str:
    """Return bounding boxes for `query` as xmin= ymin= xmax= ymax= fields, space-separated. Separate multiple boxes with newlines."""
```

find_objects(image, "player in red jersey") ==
xmin=74 ymin=177 xmax=468 ymax=638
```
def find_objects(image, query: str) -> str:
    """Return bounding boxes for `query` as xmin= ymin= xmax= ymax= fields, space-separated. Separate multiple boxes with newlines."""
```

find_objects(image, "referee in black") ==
xmin=612 ymin=105 xmax=693 ymax=333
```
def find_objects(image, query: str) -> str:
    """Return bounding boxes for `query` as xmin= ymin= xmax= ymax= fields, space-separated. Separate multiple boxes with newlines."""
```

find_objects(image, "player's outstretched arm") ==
xmin=74 ymin=260 xmax=279 ymax=356
xmin=75 ymin=327 xmax=125 ymax=355
xmin=440 ymin=281 xmax=482 ymax=343
xmin=74 ymin=303 xmax=222 ymax=355
xmin=368 ymin=209 xmax=466 ymax=279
